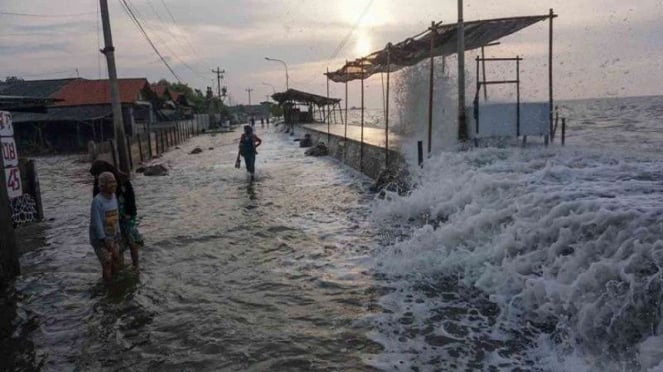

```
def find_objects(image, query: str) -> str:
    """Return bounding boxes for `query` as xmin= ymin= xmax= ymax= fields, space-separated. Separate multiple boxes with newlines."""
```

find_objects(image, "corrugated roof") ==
xmin=53 ymin=78 xmax=150 ymax=106
xmin=0 ymin=78 xmax=79 ymax=98
xmin=326 ymin=14 xmax=553 ymax=83
xmin=0 ymin=95 xmax=61 ymax=112
xmin=271 ymin=88 xmax=341 ymax=106
xmin=12 ymin=104 xmax=112 ymax=123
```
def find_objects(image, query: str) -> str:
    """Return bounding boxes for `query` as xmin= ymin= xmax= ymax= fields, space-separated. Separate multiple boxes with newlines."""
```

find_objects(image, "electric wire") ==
xmin=119 ymin=0 xmax=181 ymax=82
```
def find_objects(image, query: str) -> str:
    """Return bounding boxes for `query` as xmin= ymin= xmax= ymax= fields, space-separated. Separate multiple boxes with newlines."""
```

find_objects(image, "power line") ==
xmin=328 ymin=0 xmax=374 ymax=60
xmin=119 ymin=0 xmax=181 ymax=82
xmin=0 ymin=10 xmax=97 ymax=18
xmin=157 ymin=0 xmax=205 ymax=62
xmin=126 ymin=0 xmax=207 ymax=80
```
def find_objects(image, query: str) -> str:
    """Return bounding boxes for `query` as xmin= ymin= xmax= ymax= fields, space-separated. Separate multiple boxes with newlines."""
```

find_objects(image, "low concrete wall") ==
xmin=93 ymin=119 xmax=200 ymax=170
xmin=297 ymin=125 xmax=405 ymax=180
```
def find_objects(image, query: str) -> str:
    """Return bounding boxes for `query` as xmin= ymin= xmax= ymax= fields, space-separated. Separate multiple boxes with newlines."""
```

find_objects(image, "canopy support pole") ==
xmin=344 ymin=61 xmax=348 ymax=162
xmin=547 ymin=8 xmax=554 ymax=146
xmin=326 ymin=67 xmax=330 ymax=144
xmin=457 ymin=0 xmax=467 ymax=142
xmin=481 ymin=46 xmax=488 ymax=101
xmin=385 ymin=45 xmax=391 ymax=169
xmin=428 ymin=21 xmax=435 ymax=154
xmin=361 ymin=69 xmax=365 ymax=172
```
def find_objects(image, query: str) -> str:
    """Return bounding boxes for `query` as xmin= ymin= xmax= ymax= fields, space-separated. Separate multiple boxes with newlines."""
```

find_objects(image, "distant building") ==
xmin=3 ymin=78 xmax=158 ymax=154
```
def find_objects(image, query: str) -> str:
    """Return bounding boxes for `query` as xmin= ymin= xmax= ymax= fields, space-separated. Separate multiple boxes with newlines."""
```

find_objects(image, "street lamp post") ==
xmin=264 ymin=57 xmax=289 ymax=90
xmin=262 ymin=82 xmax=276 ymax=94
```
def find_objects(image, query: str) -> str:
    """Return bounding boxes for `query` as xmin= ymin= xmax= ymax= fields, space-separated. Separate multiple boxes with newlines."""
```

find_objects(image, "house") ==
xmin=7 ymin=78 xmax=158 ymax=153
xmin=151 ymin=83 xmax=193 ymax=120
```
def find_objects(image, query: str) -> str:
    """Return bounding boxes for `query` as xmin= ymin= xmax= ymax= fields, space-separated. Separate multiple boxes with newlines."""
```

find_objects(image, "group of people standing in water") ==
xmin=88 ymin=121 xmax=264 ymax=282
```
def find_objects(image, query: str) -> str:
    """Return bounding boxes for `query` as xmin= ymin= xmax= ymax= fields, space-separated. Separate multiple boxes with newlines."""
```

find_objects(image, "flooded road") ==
xmin=8 ymin=127 xmax=384 ymax=371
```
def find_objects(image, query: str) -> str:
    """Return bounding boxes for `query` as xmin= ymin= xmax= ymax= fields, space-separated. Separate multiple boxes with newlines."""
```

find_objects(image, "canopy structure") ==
xmin=326 ymin=14 xmax=553 ymax=83
xmin=271 ymin=88 xmax=340 ymax=106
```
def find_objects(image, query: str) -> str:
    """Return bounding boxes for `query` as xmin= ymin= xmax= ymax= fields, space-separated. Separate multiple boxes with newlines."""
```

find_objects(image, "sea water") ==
xmin=366 ymin=93 xmax=663 ymax=370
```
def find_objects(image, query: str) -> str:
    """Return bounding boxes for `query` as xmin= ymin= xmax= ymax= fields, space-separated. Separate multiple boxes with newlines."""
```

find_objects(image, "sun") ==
xmin=355 ymin=32 xmax=372 ymax=57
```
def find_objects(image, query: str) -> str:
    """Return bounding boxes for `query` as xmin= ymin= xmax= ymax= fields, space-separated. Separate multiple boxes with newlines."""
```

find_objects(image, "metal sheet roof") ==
xmin=326 ymin=14 xmax=553 ymax=83
xmin=271 ymin=88 xmax=341 ymax=106
xmin=12 ymin=105 xmax=112 ymax=124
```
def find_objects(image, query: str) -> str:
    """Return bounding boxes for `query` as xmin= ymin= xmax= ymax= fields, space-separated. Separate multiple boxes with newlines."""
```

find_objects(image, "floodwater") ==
xmin=6 ymin=126 xmax=384 ymax=371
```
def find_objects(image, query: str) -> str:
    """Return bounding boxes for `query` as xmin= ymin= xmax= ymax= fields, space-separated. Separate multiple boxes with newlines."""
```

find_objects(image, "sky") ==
xmin=1 ymin=0 xmax=663 ymax=108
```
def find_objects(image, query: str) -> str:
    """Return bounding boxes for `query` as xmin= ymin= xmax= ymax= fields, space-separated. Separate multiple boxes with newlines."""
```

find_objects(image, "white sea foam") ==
xmin=366 ymin=65 xmax=663 ymax=370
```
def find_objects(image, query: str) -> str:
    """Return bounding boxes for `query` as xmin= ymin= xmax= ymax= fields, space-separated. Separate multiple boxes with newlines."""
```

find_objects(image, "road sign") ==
xmin=4 ymin=166 xmax=22 ymax=199
xmin=1 ymin=137 xmax=18 ymax=167
xmin=0 ymin=111 xmax=13 ymax=137
xmin=1 ymin=111 xmax=21 ymax=199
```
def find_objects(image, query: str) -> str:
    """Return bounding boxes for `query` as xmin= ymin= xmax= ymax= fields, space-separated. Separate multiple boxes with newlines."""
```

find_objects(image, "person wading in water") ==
xmin=236 ymin=125 xmax=262 ymax=181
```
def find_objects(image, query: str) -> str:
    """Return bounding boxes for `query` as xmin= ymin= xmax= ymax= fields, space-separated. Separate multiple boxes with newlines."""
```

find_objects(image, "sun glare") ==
xmin=355 ymin=33 xmax=372 ymax=57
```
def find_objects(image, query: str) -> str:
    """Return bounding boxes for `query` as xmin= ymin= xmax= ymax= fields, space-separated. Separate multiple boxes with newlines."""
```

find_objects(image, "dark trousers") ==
xmin=243 ymin=153 xmax=256 ymax=174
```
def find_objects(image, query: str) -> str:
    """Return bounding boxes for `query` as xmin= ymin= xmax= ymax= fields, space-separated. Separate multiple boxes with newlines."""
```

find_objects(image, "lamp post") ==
xmin=264 ymin=57 xmax=289 ymax=90
xmin=262 ymin=82 xmax=276 ymax=94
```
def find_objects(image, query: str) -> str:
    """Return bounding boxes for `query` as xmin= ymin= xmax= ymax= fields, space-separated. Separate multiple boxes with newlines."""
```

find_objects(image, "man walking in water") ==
xmin=237 ymin=125 xmax=262 ymax=180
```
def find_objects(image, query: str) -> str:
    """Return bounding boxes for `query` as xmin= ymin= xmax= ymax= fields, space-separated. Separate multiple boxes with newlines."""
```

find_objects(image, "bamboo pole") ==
xmin=360 ymin=65 xmax=365 ymax=172
xmin=481 ymin=46 xmax=488 ymax=101
xmin=457 ymin=0 xmax=467 ymax=141
xmin=547 ymin=8 xmax=554 ymax=146
xmin=344 ymin=61 xmax=348 ymax=161
xmin=385 ymin=44 xmax=391 ymax=168
xmin=428 ymin=21 xmax=435 ymax=154
xmin=327 ymin=67 xmax=330 ymax=144
xmin=516 ymin=56 xmax=521 ymax=137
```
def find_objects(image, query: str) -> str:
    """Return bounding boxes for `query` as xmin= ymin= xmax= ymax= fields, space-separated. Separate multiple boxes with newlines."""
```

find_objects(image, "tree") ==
xmin=4 ymin=76 xmax=24 ymax=83
xmin=156 ymin=79 xmax=210 ymax=113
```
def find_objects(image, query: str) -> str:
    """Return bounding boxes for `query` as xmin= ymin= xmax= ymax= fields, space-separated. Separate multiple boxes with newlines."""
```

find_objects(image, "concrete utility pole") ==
xmin=246 ymin=88 xmax=253 ymax=106
xmin=212 ymin=67 xmax=225 ymax=99
xmin=100 ymin=0 xmax=130 ymax=173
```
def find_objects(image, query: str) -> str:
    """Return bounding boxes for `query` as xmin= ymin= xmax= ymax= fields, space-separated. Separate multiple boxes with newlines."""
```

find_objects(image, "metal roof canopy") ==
xmin=271 ymin=88 xmax=341 ymax=106
xmin=325 ymin=14 xmax=554 ymax=83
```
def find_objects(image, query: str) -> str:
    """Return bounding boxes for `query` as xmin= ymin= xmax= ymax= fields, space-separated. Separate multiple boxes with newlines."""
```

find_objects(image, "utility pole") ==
xmin=100 ymin=0 xmax=130 ymax=173
xmin=246 ymin=88 xmax=253 ymax=106
xmin=212 ymin=67 xmax=225 ymax=100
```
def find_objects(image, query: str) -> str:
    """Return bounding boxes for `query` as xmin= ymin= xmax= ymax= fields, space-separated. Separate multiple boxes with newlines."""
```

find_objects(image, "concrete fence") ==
xmin=94 ymin=118 xmax=203 ymax=171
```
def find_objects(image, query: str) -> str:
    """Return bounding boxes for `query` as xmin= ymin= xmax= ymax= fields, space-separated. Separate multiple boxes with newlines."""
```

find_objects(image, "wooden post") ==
xmin=516 ymin=55 xmax=521 ymax=137
xmin=360 ymin=64 xmax=365 ymax=172
xmin=561 ymin=118 xmax=566 ymax=146
xmin=457 ymin=0 xmax=467 ymax=142
xmin=147 ymin=127 xmax=153 ymax=159
xmin=25 ymin=160 xmax=43 ymax=221
xmin=326 ymin=67 xmax=330 ymax=144
xmin=475 ymin=56 xmax=480 ymax=135
xmin=547 ymin=8 xmax=554 ymax=146
xmin=385 ymin=44 xmax=391 ymax=169
xmin=126 ymin=136 xmax=133 ymax=170
xmin=110 ymin=139 xmax=118 ymax=168
xmin=137 ymin=133 xmax=143 ymax=162
xmin=481 ymin=46 xmax=488 ymax=101
xmin=344 ymin=61 xmax=348 ymax=162
xmin=428 ymin=21 xmax=435 ymax=154
xmin=160 ymin=130 xmax=165 ymax=153
xmin=417 ymin=141 xmax=423 ymax=168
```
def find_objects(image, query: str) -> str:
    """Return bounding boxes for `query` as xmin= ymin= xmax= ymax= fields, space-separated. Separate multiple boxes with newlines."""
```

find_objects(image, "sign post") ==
xmin=0 ymin=110 xmax=20 ymax=283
